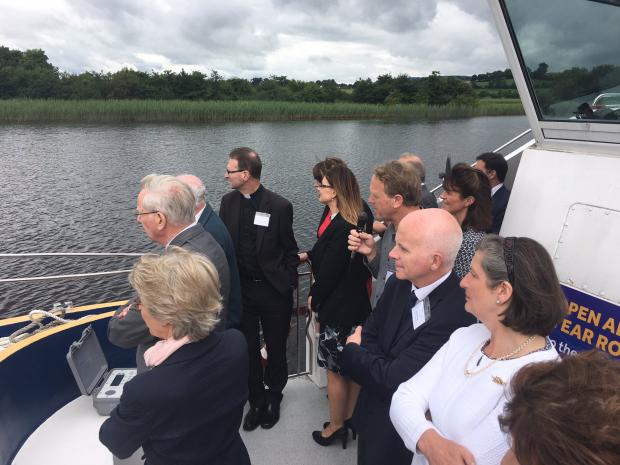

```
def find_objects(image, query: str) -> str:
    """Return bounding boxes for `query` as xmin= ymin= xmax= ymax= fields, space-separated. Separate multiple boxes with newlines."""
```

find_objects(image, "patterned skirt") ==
xmin=317 ymin=325 xmax=356 ymax=375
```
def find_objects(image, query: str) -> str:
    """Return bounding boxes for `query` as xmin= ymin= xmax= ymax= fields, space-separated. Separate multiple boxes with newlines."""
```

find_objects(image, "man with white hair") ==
xmin=340 ymin=208 xmax=476 ymax=465
xmin=177 ymin=174 xmax=241 ymax=329
xmin=108 ymin=174 xmax=231 ymax=372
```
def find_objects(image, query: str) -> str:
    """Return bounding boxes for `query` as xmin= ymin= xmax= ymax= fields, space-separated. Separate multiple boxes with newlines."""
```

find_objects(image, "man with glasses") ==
xmin=219 ymin=147 xmax=299 ymax=431
xmin=108 ymin=174 xmax=231 ymax=372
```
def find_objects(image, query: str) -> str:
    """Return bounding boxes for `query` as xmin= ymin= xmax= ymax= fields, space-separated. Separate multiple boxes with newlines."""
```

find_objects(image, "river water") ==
xmin=0 ymin=116 xmax=527 ymax=317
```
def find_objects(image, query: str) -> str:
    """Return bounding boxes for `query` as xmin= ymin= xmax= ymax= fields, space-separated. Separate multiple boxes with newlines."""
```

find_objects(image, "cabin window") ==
xmin=503 ymin=0 xmax=620 ymax=123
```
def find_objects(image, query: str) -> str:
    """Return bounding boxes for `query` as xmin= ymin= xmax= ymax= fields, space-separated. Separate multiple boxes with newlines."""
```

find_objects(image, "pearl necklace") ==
xmin=464 ymin=335 xmax=536 ymax=377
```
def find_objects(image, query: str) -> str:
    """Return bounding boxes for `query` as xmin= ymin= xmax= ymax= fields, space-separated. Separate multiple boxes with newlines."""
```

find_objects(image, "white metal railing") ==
xmin=0 ymin=252 xmax=142 ymax=283
xmin=492 ymin=128 xmax=532 ymax=154
xmin=0 ymin=252 xmax=313 ymax=377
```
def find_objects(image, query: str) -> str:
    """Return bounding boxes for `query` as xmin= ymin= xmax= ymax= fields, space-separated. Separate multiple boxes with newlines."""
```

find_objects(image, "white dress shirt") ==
xmin=409 ymin=271 xmax=451 ymax=329
xmin=390 ymin=324 xmax=558 ymax=465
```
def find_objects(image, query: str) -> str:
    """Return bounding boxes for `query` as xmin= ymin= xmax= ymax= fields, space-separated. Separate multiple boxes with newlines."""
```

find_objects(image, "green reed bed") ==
xmin=0 ymin=99 xmax=524 ymax=123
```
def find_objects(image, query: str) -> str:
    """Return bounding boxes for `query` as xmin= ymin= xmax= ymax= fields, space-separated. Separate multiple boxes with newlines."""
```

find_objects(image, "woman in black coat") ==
xmin=299 ymin=158 xmax=372 ymax=449
xmin=99 ymin=247 xmax=250 ymax=465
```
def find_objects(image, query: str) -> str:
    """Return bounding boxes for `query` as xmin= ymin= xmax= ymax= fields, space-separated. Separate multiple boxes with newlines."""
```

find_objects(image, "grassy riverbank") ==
xmin=0 ymin=99 xmax=524 ymax=123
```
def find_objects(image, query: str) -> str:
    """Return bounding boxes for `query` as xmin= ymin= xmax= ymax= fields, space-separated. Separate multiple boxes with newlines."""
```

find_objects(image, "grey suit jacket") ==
xmin=367 ymin=223 xmax=396 ymax=309
xmin=107 ymin=224 xmax=231 ymax=372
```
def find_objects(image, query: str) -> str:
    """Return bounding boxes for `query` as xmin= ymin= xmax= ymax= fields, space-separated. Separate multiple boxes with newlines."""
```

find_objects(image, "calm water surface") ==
xmin=0 ymin=116 xmax=527 ymax=316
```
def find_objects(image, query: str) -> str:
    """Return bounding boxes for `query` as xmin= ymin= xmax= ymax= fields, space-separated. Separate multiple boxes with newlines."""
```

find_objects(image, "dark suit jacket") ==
xmin=340 ymin=272 xmax=475 ymax=465
xmin=491 ymin=184 xmax=511 ymax=234
xmin=198 ymin=202 xmax=242 ymax=328
xmin=219 ymin=186 xmax=299 ymax=297
xmin=421 ymin=184 xmax=438 ymax=209
xmin=308 ymin=212 xmax=371 ymax=329
xmin=100 ymin=330 xmax=250 ymax=465
xmin=107 ymin=224 xmax=230 ymax=372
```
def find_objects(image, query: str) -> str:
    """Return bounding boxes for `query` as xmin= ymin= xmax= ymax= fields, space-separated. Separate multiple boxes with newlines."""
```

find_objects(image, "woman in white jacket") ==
xmin=390 ymin=235 xmax=566 ymax=465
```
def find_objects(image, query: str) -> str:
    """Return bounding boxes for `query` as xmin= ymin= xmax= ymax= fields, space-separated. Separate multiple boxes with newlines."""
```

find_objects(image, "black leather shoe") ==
xmin=260 ymin=398 xmax=280 ymax=429
xmin=243 ymin=405 xmax=264 ymax=431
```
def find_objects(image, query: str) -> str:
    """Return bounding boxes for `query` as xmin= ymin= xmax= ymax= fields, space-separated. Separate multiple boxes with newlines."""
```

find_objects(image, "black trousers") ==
xmin=239 ymin=278 xmax=293 ymax=406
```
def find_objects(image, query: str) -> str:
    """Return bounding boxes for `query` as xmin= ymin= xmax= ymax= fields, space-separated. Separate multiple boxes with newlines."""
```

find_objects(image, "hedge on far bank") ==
xmin=0 ymin=99 xmax=524 ymax=123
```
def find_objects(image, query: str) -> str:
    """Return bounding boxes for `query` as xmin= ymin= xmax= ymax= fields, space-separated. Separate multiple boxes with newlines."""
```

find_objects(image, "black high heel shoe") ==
xmin=312 ymin=426 xmax=349 ymax=449
xmin=322 ymin=418 xmax=357 ymax=440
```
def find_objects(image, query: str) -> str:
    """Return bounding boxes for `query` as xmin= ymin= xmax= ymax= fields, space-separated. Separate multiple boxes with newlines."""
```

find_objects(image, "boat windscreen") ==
xmin=502 ymin=0 xmax=620 ymax=122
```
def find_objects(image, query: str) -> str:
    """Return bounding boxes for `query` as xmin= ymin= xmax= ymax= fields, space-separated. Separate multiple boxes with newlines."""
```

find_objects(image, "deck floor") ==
xmin=240 ymin=376 xmax=356 ymax=465
xmin=14 ymin=376 xmax=356 ymax=465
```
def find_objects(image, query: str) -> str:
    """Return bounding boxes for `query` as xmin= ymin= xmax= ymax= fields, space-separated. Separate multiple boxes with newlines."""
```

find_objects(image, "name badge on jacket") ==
xmin=254 ymin=212 xmax=271 ymax=227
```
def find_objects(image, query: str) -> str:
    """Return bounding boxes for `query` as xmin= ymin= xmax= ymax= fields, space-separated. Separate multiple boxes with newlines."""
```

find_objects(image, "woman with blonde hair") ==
xmin=299 ymin=159 xmax=372 ymax=449
xmin=100 ymin=246 xmax=250 ymax=465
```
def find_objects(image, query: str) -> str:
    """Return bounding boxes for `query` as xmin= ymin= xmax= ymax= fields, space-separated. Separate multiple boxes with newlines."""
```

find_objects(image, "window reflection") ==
xmin=504 ymin=0 xmax=620 ymax=122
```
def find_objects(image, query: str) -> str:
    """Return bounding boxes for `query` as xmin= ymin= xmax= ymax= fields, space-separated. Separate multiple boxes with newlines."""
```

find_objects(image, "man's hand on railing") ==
xmin=348 ymin=230 xmax=377 ymax=261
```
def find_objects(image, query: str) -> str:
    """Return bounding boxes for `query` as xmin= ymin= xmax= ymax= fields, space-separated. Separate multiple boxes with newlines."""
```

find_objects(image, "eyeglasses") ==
xmin=226 ymin=169 xmax=246 ymax=175
xmin=314 ymin=183 xmax=333 ymax=189
xmin=135 ymin=210 xmax=159 ymax=217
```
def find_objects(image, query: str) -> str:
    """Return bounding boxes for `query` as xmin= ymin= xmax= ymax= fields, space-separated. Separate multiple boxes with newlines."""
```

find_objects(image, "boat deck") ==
xmin=13 ymin=376 xmax=356 ymax=465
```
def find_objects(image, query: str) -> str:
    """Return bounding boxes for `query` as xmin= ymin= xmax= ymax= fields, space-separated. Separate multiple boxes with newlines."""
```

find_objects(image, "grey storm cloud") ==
xmin=272 ymin=0 xmax=438 ymax=37
xmin=0 ymin=0 xmax=510 ymax=80
xmin=309 ymin=55 xmax=333 ymax=64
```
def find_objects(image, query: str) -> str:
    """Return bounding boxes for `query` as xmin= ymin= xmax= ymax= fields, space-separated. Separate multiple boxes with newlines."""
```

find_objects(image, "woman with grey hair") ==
xmin=100 ymin=246 xmax=250 ymax=465
xmin=390 ymin=235 xmax=566 ymax=465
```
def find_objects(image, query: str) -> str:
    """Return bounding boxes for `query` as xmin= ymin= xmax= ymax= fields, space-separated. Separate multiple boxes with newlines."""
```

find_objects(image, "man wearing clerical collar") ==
xmin=219 ymin=147 xmax=300 ymax=431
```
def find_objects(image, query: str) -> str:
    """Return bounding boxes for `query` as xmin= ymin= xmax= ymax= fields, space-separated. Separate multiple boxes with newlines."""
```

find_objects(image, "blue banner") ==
xmin=550 ymin=285 xmax=620 ymax=359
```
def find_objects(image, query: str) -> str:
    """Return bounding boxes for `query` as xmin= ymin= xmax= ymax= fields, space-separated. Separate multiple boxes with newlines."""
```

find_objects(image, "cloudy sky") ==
xmin=0 ymin=0 xmax=509 ymax=82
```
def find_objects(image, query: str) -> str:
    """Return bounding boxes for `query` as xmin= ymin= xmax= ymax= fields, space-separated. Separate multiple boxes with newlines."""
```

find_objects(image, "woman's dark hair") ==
xmin=312 ymin=157 xmax=346 ymax=183
xmin=476 ymin=235 xmax=567 ymax=336
xmin=322 ymin=162 xmax=363 ymax=226
xmin=443 ymin=162 xmax=492 ymax=231
xmin=499 ymin=350 xmax=620 ymax=465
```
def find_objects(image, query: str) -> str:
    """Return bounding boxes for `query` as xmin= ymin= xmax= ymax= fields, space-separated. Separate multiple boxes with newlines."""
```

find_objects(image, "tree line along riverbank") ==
xmin=0 ymin=99 xmax=523 ymax=123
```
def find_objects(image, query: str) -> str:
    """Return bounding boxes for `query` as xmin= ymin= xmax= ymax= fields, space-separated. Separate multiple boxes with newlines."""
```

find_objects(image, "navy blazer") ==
xmin=100 ymin=329 xmax=250 ymax=465
xmin=491 ymin=184 xmax=511 ymax=234
xmin=340 ymin=273 xmax=475 ymax=465
xmin=197 ymin=202 xmax=242 ymax=328
xmin=219 ymin=186 xmax=299 ymax=297
xmin=308 ymin=212 xmax=371 ymax=329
